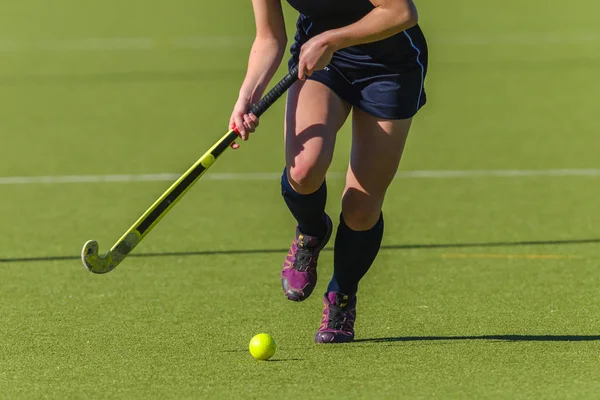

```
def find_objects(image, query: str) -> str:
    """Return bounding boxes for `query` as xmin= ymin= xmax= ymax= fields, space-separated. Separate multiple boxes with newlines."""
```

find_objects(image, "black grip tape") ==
xmin=248 ymin=65 xmax=299 ymax=117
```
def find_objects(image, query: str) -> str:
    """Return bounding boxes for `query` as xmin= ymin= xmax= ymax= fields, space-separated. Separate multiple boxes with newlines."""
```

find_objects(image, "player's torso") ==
xmin=286 ymin=0 xmax=428 ymax=72
xmin=286 ymin=0 xmax=374 ymax=21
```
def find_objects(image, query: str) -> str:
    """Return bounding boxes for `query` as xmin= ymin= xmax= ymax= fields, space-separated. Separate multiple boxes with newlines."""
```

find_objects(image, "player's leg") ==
xmin=280 ymin=79 xmax=352 ymax=302
xmin=315 ymin=109 xmax=412 ymax=343
xmin=334 ymin=111 xmax=412 ymax=289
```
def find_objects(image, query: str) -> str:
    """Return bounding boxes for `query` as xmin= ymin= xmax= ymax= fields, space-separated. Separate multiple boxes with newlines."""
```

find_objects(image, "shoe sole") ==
xmin=314 ymin=332 xmax=355 ymax=344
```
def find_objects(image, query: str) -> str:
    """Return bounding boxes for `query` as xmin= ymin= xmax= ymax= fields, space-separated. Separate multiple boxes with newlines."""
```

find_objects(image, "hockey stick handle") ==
xmin=247 ymin=65 xmax=299 ymax=118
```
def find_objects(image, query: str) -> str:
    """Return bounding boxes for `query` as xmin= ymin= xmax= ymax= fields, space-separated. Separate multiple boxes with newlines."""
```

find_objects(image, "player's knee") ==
xmin=341 ymin=192 xmax=382 ymax=231
xmin=287 ymin=165 xmax=324 ymax=194
xmin=342 ymin=208 xmax=380 ymax=231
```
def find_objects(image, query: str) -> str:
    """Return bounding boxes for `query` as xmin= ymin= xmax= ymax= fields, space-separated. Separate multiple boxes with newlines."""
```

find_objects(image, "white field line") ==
xmin=436 ymin=32 xmax=600 ymax=46
xmin=0 ymin=36 xmax=253 ymax=52
xmin=1 ymin=169 xmax=599 ymax=185
xmin=0 ymin=32 xmax=599 ymax=53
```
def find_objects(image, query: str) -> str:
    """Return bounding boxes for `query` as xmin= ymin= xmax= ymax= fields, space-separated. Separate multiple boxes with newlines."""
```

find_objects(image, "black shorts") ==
xmin=288 ymin=16 xmax=428 ymax=120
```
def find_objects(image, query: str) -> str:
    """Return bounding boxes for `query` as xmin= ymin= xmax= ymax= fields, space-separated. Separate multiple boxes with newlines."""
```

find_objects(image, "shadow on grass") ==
xmin=353 ymin=335 xmax=600 ymax=343
xmin=1 ymin=238 xmax=599 ymax=264
xmin=222 ymin=349 xmax=304 ymax=362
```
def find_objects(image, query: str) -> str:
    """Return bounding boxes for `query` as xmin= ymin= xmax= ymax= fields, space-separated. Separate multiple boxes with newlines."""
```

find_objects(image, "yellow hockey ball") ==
xmin=249 ymin=333 xmax=276 ymax=361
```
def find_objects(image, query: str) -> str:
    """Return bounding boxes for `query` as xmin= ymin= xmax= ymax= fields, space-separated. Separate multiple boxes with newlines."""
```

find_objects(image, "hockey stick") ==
xmin=81 ymin=65 xmax=299 ymax=274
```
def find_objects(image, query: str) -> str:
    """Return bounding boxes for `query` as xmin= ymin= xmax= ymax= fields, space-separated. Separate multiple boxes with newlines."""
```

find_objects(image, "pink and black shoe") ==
xmin=314 ymin=291 xmax=356 ymax=343
xmin=281 ymin=215 xmax=333 ymax=302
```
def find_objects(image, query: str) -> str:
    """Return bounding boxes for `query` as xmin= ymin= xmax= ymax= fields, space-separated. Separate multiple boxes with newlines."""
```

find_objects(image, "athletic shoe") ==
xmin=314 ymin=291 xmax=356 ymax=343
xmin=281 ymin=215 xmax=333 ymax=302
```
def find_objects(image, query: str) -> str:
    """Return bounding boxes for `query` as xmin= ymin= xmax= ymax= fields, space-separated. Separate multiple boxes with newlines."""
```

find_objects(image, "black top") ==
xmin=285 ymin=0 xmax=428 ymax=74
xmin=286 ymin=0 xmax=374 ymax=21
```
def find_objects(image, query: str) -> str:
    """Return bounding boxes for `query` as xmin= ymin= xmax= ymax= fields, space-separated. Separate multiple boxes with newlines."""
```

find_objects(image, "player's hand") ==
xmin=298 ymin=33 xmax=335 ymax=80
xmin=229 ymin=93 xmax=260 ymax=149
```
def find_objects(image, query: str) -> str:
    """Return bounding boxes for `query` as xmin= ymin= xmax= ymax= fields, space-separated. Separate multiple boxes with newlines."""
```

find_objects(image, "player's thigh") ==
xmin=343 ymin=107 xmax=412 ymax=228
xmin=285 ymin=79 xmax=351 ymax=192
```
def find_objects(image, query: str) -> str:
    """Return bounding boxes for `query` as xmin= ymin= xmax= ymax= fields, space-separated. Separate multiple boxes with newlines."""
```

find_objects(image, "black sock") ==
xmin=327 ymin=212 xmax=384 ymax=295
xmin=280 ymin=168 xmax=328 ymax=238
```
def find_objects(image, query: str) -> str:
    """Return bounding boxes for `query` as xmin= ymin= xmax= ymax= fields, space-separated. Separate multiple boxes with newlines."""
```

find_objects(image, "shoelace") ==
xmin=293 ymin=241 xmax=316 ymax=272
xmin=326 ymin=305 xmax=349 ymax=330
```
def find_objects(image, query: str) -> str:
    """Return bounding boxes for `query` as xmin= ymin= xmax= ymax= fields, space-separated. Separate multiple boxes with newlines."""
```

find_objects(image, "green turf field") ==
xmin=1 ymin=0 xmax=600 ymax=398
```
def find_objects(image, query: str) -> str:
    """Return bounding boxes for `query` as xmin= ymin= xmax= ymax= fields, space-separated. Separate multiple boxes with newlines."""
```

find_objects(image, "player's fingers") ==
xmin=249 ymin=113 xmax=259 ymax=129
xmin=305 ymin=61 xmax=314 ymax=77
xmin=242 ymin=114 xmax=251 ymax=132
xmin=229 ymin=121 xmax=240 ymax=149
xmin=243 ymin=114 xmax=257 ymax=133
xmin=234 ymin=115 xmax=247 ymax=140
xmin=298 ymin=60 xmax=306 ymax=80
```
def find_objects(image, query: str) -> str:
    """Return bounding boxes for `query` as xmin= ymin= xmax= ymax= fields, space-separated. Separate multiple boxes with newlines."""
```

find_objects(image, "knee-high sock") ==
xmin=327 ymin=212 xmax=384 ymax=295
xmin=281 ymin=168 xmax=328 ymax=238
